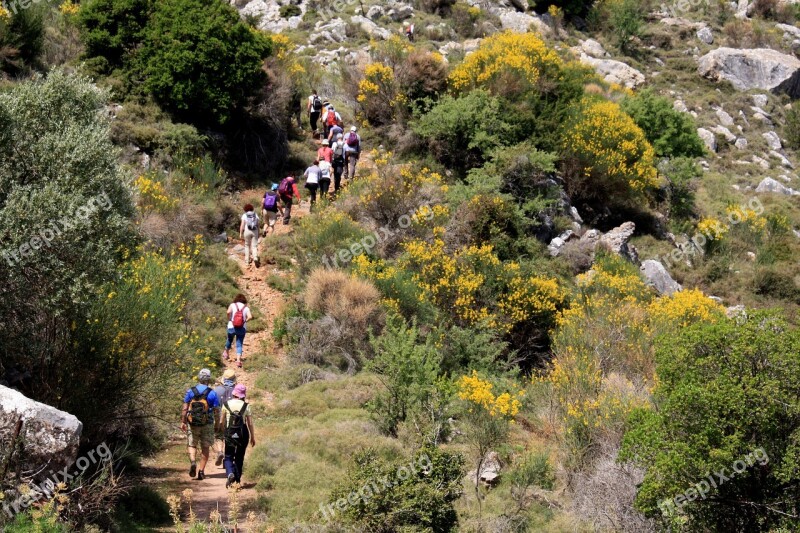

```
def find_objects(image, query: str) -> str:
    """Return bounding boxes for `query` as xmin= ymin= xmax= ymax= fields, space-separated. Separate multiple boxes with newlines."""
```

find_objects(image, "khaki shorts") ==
xmin=187 ymin=423 xmax=215 ymax=449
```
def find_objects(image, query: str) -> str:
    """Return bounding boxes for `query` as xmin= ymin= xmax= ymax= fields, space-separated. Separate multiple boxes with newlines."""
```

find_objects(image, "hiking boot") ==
xmin=197 ymin=470 xmax=205 ymax=481
xmin=222 ymin=349 xmax=229 ymax=361
xmin=189 ymin=462 xmax=197 ymax=478
xmin=226 ymin=473 xmax=235 ymax=489
xmin=215 ymin=453 xmax=224 ymax=467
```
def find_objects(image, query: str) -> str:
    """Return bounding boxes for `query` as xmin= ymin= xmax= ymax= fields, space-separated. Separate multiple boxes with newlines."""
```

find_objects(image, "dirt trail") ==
xmin=143 ymin=196 xmax=310 ymax=529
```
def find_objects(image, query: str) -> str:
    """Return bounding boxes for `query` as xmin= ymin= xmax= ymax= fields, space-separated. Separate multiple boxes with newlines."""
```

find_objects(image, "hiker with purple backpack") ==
xmin=277 ymin=175 xmax=302 ymax=225
xmin=262 ymin=184 xmax=285 ymax=237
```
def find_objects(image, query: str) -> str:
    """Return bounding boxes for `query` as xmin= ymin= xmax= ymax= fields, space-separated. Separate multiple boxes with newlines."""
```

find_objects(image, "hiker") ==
xmin=222 ymin=383 xmax=256 ymax=488
xmin=278 ymin=175 xmax=301 ymax=224
xmin=317 ymin=139 xmax=333 ymax=163
xmin=319 ymin=158 xmax=332 ymax=199
xmin=213 ymin=368 xmax=236 ymax=467
xmin=262 ymin=184 xmax=284 ymax=237
xmin=344 ymin=126 xmax=362 ymax=181
xmin=328 ymin=122 xmax=343 ymax=144
xmin=224 ymin=293 xmax=252 ymax=369
xmin=239 ymin=204 xmax=260 ymax=269
xmin=331 ymin=133 xmax=346 ymax=193
xmin=180 ymin=368 xmax=221 ymax=481
xmin=322 ymin=105 xmax=341 ymax=140
xmin=405 ymin=23 xmax=415 ymax=42
xmin=307 ymin=89 xmax=323 ymax=135
xmin=304 ymin=160 xmax=322 ymax=210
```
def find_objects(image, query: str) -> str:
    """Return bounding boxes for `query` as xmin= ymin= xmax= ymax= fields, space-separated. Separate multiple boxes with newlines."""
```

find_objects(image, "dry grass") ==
xmin=304 ymin=268 xmax=383 ymax=332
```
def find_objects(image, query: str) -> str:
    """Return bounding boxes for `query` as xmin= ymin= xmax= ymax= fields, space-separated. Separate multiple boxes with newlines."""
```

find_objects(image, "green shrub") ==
xmin=606 ymin=0 xmax=644 ymax=53
xmin=279 ymin=4 xmax=302 ymax=17
xmin=135 ymin=0 xmax=272 ymax=125
xmin=413 ymin=90 xmax=516 ymax=176
xmin=784 ymin=104 xmax=800 ymax=150
xmin=620 ymin=89 xmax=705 ymax=158
xmin=366 ymin=315 xmax=441 ymax=436
xmin=753 ymin=268 xmax=800 ymax=301
xmin=619 ymin=311 xmax=800 ymax=531
xmin=658 ymin=156 xmax=700 ymax=219
xmin=0 ymin=2 xmax=46 ymax=72
xmin=78 ymin=0 xmax=153 ymax=67
xmin=330 ymin=447 xmax=465 ymax=532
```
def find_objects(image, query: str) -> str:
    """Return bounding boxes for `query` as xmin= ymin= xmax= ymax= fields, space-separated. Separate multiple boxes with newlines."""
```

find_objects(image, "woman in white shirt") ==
xmin=239 ymin=203 xmax=260 ymax=269
xmin=223 ymin=293 xmax=253 ymax=368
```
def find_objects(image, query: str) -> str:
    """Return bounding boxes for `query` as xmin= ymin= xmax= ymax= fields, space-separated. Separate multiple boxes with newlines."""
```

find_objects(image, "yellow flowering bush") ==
xmin=450 ymin=31 xmax=563 ymax=97
xmin=134 ymin=173 xmax=180 ymax=213
xmin=0 ymin=4 xmax=10 ymax=21
xmin=648 ymin=288 xmax=725 ymax=328
xmin=458 ymin=370 xmax=523 ymax=420
xmin=561 ymin=98 xmax=657 ymax=208
xmin=357 ymin=62 xmax=398 ymax=126
xmin=59 ymin=0 xmax=80 ymax=16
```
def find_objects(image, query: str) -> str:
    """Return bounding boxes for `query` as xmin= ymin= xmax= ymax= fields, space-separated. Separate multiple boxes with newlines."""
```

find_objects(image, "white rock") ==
xmin=716 ymin=108 xmax=735 ymax=126
xmin=674 ymin=100 xmax=689 ymax=113
xmin=697 ymin=48 xmax=800 ymax=97
xmin=578 ymin=38 xmax=609 ymax=58
xmin=350 ymin=15 xmax=391 ymax=40
xmin=578 ymin=53 xmax=646 ymax=89
xmin=756 ymin=176 xmax=800 ymax=194
xmin=660 ymin=17 xmax=707 ymax=30
xmin=439 ymin=38 xmax=482 ymax=57
xmin=776 ymin=23 xmax=800 ymax=40
xmin=387 ymin=2 xmax=413 ymax=21
xmin=640 ymin=260 xmax=682 ymax=296
xmin=311 ymin=18 xmax=348 ymax=43
xmin=235 ymin=0 xmax=306 ymax=33
xmin=735 ymin=137 xmax=749 ymax=150
xmin=770 ymin=150 xmax=794 ymax=168
xmin=763 ymin=131 xmax=782 ymax=150
xmin=711 ymin=125 xmax=736 ymax=143
xmin=752 ymin=94 xmax=769 ymax=107
xmin=752 ymin=155 xmax=771 ymax=169
xmin=498 ymin=10 xmax=549 ymax=34
xmin=697 ymin=128 xmax=718 ymax=152
xmin=366 ymin=5 xmax=384 ymax=19
xmin=697 ymin=26 xmax=714 ymax=44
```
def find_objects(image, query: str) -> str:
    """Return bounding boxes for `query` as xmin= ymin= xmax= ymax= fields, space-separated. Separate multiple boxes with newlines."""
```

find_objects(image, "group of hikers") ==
xmin=237 ymin=90 xmax=363 ymax=271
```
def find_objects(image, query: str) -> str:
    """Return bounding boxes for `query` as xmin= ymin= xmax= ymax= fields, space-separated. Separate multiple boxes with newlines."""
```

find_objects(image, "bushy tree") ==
xmin=619 ymin=311 xmax=800 ymax=531
xmin=0 ymin=2 xmax=45 ymax=72
xmin=621 ymin=89 xmax=705 ymax=159
xmin=135 ymin=0 xmax=272 ymax=125
xmin=78 ymin=0 xmax=153 ymax=68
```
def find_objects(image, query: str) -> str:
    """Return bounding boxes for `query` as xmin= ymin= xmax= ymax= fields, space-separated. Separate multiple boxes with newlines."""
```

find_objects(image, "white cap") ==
xmin=350 ymin=126 xmax=357 ymax=132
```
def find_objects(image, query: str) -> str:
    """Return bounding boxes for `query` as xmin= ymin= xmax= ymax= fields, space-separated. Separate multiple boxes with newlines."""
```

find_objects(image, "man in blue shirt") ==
xmin=180 ymin=368 xmax=220 ymax=480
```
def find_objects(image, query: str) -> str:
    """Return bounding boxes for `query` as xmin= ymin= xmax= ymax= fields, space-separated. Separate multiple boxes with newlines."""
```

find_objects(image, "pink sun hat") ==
xmin=232 ymin=383 xmax=247 ymax=399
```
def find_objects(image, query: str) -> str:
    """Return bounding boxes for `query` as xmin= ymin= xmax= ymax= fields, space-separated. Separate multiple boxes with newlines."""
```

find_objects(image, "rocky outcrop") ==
xmin=599 ymin=221 xmax=638 ymax=262
xmin=756 ymin=177 xmax=800 ymax=195
xmin=439 ymin=38 xmax=482 ymax=58
xmin=467 ymin=451 xmax=502 ymax=486
xmin=763 ymin=131 xmax=783 ymax=151
xmin=498 ymin=10 xmax=550 ymax=34
xmin=0 ymin=385 xmax=82 ymax=477
xmin=233 ymin=0 xmax=305 ymax=33
xmin=310 ymin=18 xmax=348 ymax=44
xmin=640 ymin=260 xmax=682 ymax=296
xmin=697 ymin=27 xmax=713 ymax=44
xmin=697 ymin=128 xmax=717 ymax=152
xmin=697 ymin=48 xmax=800 ymax=97
xmin=574 ymin=38 xmax=609 ymax=58
xmin=578 ymin=54 xmax=645 ymax=89
xmin=350 ymin=15 xmax=392 ymax=40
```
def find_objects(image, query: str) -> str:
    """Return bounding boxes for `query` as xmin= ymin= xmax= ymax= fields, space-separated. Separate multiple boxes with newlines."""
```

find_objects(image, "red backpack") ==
xmin=327 ymin=111 xmax=337 ymax=127
xmin=232 ymin=303 xmax=245 ymax=327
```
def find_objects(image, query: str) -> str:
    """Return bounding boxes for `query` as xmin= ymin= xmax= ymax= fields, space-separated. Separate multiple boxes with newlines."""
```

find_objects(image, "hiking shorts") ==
xmin=262 ymin=209 xmax=278 ymax=228
xmin=187 ymin=423 xmax=215 ymax=449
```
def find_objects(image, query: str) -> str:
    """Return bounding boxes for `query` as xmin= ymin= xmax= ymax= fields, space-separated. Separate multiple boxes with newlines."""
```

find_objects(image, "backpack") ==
xmin=223 ymin=400 xmax=248 ymax=447
xmin=263 ymin=192 xmax=278 ymax=211
xmin=327 ymin=111 xmax=337 ymax=127
xmin=232 ymin=303 xmax=245 ymax=328
xmin=188 ymin=387 xmax=212 ymax=427
xmin=278 ymin=177 xmax=292 ymax=197
xmin=245 ymin=212 xmax=258 ymax=231
xmin=219 ymin=385 xmax=234 ymax=405
xmin=312 ymin=95 xmax=322 ymax=112
xmin=346 ymin=132 xmax=360 ymax=149
xmin=334 ymin=142 xmax=344 ymax=160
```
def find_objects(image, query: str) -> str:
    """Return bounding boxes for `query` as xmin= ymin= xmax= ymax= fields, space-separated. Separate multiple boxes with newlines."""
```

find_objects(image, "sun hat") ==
xmin=198 ymin=368 xmax=212 ymax=382
xmin=271 ymin=183 xmax=279 ymax=191
xmin=232 ymin=383 xmax=247 ymax=399
xmin=350 ymin=126 xmax=357 ymax=132
xmin=322 ymin=139 xmax=329 ymax=146
xmin=223 ymin=368 xmax=236 ymax=380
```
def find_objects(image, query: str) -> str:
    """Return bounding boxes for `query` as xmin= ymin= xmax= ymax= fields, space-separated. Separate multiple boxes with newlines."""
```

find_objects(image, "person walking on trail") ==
xmin=304 ymin=160 xmax=322 ymax=210
xmin=344 ymin=126 xmax=362 ymax=181
xmin=331 ymin=133 xmax=346 ymax=193
xmin=224 ymin=293 xmax=253 ymax=369
xmin=278 ymin=175 xmax=301 ymax=225
xmin=319 ymin=158 xmax=332 ymax=199
xmin=212 ymin=368 xmax=236 ymax=467
xmin=239 ymin=204 xmax=260 ymax=269
xmin=307 ymin=89 xmax=323 ymax=135
xmin=262 ymin=184 xmax=284 ymax=237
xmin=222 ymin=383 xmax=256 ymax=488
xmin=317 ymin=139 xmax=333 ymax=164
xmin=181 ymin=368 xmax=220 ymax=481
xmin=322 ymin=105 xmax=341 ymax=140
xmin=405 ymin=23 xmax=415 ymax=42
xmin=328 ymin=122 xmax=343 ymax=144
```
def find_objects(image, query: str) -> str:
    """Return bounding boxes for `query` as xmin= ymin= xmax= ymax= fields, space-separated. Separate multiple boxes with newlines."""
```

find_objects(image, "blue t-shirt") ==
xmin=184 ymin=384 xmax=220 ymax=409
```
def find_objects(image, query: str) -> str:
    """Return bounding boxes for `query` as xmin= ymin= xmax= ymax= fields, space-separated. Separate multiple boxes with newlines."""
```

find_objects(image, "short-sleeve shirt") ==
xmin=241 ymin=212 xmax=259 ymax=232
xmin=222 ymin=398 xmax=251 ymax=426
xmin=227 ymin=302 xmax=251 ymax=324
xmin=304 ymin=165 xmax=321 ymax=185
xmin=319 ymin=160 xmax=332 ymax=180
xmin=184 ymin=384 xmax=220 ymax=424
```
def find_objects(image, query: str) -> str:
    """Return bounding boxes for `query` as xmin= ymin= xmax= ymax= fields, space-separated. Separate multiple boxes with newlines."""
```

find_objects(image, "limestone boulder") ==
xmin=640 ymin=260 xmax=682 ymax=296
xmin=697 ymin=47 xmax=800 ymax=97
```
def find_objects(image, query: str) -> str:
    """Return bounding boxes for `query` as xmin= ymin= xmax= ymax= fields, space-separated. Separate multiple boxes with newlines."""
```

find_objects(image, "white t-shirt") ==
xmin=304 ymin=165 xmax=321 ymax=185
xmin=222 ymin=398 xmax=251 ymax=425
xmin=241 ymin=212 xmax=259 ymax=233
xmin=319 ymin=160 xmax=332 ymax=180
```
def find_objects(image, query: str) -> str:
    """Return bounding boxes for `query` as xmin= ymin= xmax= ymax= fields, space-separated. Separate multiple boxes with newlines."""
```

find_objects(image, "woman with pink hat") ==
xmin=222 ymin=383 xmax=256 ymax=487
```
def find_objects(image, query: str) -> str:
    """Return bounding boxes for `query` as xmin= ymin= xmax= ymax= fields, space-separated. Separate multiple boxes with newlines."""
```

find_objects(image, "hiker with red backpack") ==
xmin=223 ymin=294 xmax=252 ymax=369
xmin=180 ymin=368 xmax=221 ymax=481
xmin=307 ymin=90 xmax=323 ymax=135
xmin=239 ymin=204 xmax=260 ymax=269
xmin=278 ymin=175 xmax=302 ymax=225
xmin=222 ymin=383 xmax=256 ymax=488
xmin=344 ymin=126 xmax=362 ymax=181
xmin=322 ymin=105 xmax=341 ymax=140
xmin=262 ymin=184 xmax=284 ymax=237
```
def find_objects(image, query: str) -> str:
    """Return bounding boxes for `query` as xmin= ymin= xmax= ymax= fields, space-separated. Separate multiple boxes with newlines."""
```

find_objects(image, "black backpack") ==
xmin=224 ymin=400 xmax=248 ymax=446
xmin=312 ymin=95 xmax=322 ymax=112
xmin=188 ymin=387 xmax=212 ymax=427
